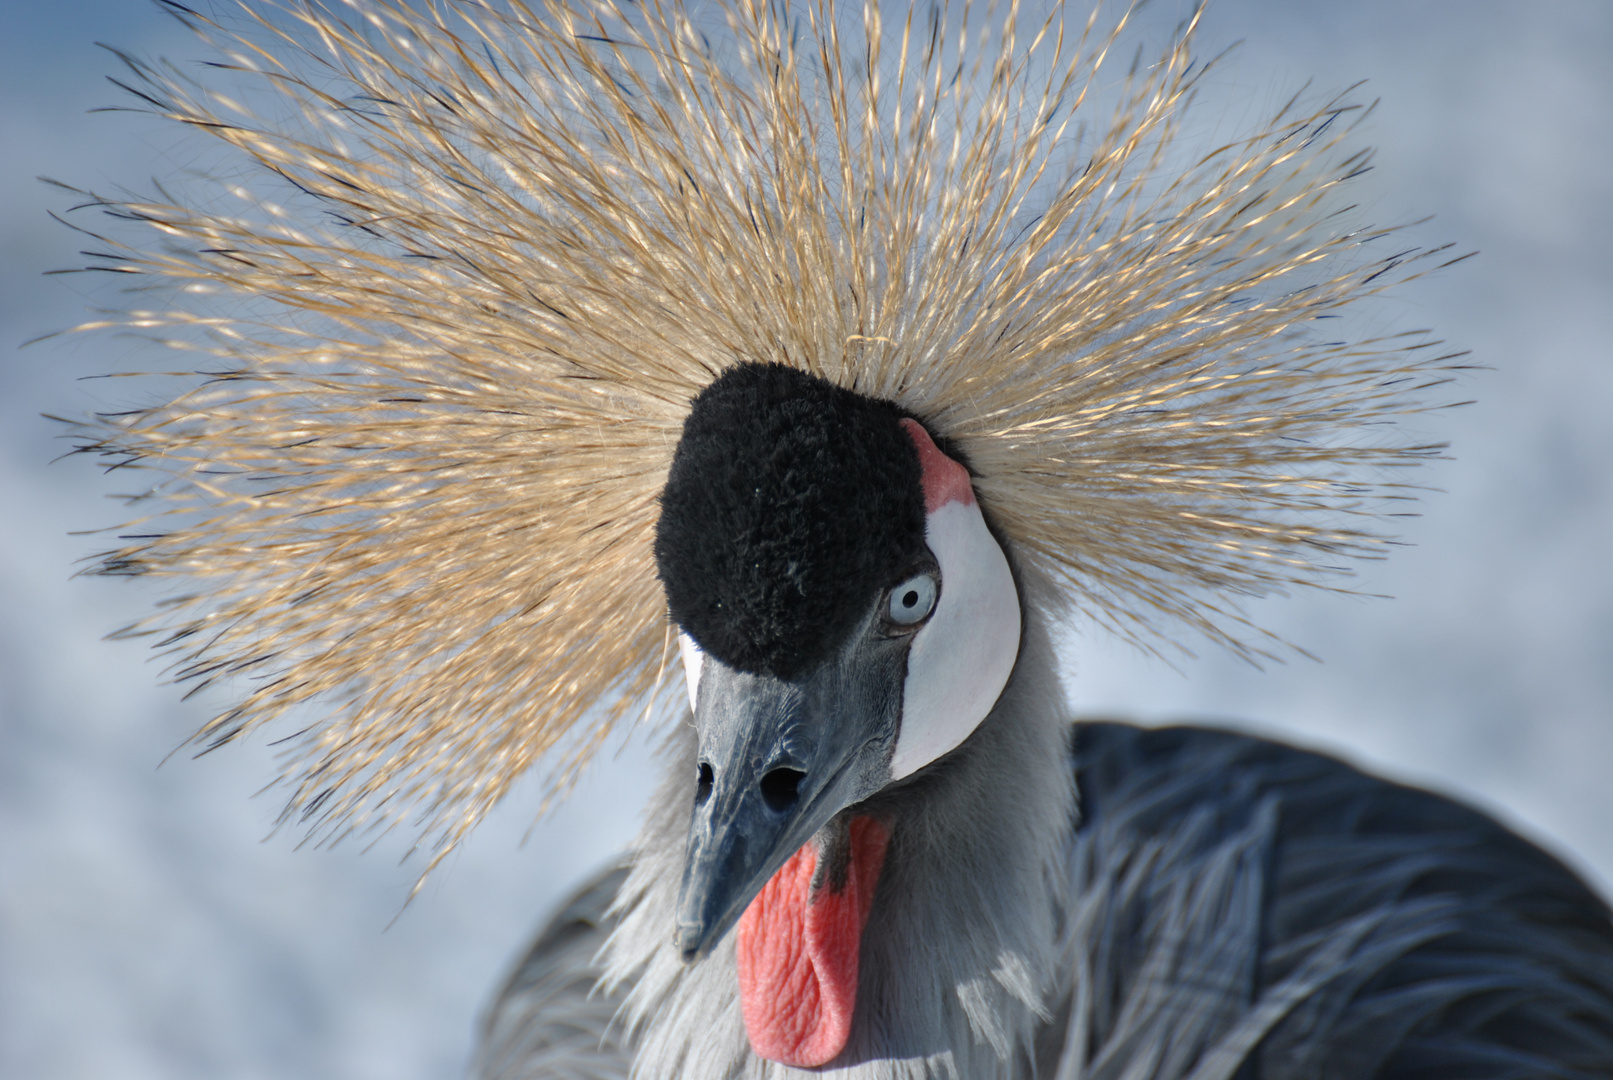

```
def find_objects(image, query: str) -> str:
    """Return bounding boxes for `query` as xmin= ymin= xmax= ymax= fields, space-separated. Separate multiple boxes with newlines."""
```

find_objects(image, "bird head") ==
xmin=652 ymin=362 xmax=1026 ymax=1066
xmin=656 ymin=363 xmax=1021 ymax=967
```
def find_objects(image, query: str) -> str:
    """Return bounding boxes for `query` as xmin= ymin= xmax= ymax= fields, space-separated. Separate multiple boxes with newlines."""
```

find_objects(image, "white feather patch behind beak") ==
xmin=678 ymin=631 xmax=704 ymax=713
xmin=890 ymin=425 xmax=1021 ymax=780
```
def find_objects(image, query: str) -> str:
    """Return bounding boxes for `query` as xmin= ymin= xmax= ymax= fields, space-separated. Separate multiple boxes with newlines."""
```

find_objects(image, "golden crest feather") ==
xmin=61 ymin=0 xmax=1468 ymax=861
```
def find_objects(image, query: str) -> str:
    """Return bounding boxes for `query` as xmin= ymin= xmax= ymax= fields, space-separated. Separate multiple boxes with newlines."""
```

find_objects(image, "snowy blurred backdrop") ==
xmin=2 ymin=2 xmax=1609 ymax=1078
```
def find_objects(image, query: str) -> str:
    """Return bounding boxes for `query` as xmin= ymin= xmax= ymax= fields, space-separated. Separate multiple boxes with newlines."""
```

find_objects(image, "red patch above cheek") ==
xmin=900 ymin=418 xmax=974 ymax=512
xmin=735 ymin=817 xmax=892 ymax=1067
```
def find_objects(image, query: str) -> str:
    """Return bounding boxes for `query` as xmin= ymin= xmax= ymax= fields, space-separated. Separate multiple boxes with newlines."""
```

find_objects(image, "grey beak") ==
xmin=673 ymin=629 xmax=904 ymax=962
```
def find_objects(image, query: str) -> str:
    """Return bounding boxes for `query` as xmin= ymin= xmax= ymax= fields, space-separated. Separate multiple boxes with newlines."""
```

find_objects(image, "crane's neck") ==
xmin=606 ymin=601 xmax=1076 ymax=1079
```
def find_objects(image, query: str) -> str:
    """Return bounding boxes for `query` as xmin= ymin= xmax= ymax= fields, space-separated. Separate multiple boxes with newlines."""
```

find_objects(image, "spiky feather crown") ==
xmin=60 ymin=0 xmax=1466 ymax=862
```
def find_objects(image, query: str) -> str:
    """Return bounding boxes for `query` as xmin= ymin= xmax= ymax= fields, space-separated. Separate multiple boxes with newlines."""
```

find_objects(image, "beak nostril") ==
xmin=695 ymin=762 xmax=714 ymax=806
xmin=759 ymin=767 xmax=805 ymax=813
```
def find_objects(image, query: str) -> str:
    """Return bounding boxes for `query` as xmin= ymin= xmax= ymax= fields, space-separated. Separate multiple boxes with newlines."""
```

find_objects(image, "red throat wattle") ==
xmin=735 ymin=816 xmax=891 ymax=1066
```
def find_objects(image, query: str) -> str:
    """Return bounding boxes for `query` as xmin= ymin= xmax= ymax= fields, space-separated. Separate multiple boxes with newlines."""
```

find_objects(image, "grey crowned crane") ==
xmin=59 ymin=0 xmax=1613 ymax=1078
xmin=470 ymin=362 xmax=1613 ymax=1079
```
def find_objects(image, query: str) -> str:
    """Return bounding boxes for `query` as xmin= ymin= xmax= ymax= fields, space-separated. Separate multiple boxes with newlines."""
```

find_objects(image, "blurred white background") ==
xmin=2 ymin=2 xmax=1609 ymax=1078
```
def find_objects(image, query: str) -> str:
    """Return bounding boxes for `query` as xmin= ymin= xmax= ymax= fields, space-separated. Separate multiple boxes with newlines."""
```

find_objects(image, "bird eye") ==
xmin=886 ymin=573 xmax=939 ymax=627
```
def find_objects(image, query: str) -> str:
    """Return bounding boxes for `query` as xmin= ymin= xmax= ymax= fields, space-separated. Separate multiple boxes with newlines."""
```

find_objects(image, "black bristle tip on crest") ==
xmin=655 ymin=363 xmax=925 ymax=680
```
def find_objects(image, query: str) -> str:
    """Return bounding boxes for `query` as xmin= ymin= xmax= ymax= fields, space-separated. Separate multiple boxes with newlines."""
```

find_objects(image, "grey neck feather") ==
xmin=602 ymin=599 xmax=1076 ymax=1080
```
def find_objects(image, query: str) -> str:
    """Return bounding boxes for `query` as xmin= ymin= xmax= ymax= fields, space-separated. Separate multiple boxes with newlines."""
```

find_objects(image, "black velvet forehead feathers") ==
xmin=655 ymin=363 xmax=926 ymax=680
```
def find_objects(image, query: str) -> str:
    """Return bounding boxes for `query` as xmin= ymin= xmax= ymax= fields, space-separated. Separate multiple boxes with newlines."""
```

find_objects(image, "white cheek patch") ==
xmin=678 ymin=631 xmax=704 ymax=713
xmin=890 ymin=421 xmax=1021 ymax=780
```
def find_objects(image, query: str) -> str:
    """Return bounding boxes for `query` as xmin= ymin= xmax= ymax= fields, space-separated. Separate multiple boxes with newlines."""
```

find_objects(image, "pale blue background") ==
xmin=3 ymin=2 xmax=1610 ymax=1077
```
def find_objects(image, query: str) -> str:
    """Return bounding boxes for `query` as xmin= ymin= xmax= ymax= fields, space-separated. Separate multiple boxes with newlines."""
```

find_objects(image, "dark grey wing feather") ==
xmin=1062 ymin=723 xmax=1613 ymax=1080
xmin=469 ymin=865 xmax=633 ymax=1080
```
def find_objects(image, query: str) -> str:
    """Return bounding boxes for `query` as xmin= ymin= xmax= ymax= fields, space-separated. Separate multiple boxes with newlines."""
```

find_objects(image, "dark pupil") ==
xmin=902 ymin=589 xmax=919 ymax=608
